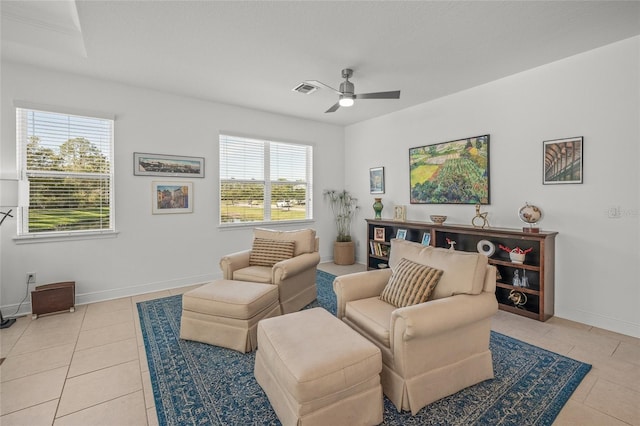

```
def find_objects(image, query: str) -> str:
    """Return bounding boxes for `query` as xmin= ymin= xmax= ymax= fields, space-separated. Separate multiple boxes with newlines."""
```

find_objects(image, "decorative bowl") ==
xmin=430 ymin=215 xmax=447 ymax=224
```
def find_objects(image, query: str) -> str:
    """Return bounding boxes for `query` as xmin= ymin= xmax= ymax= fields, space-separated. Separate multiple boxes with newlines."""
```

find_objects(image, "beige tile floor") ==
xmin=1 ymin=263 xmax=638 ymax=425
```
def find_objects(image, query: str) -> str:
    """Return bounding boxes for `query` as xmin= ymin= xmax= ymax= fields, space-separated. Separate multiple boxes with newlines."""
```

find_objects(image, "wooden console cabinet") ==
xmin=366 ymin=219 xmax=557 ymax=321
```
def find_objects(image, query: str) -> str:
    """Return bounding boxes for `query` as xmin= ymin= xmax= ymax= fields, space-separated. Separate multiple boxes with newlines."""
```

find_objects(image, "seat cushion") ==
xmin=182 ymin=280 xmax=278 ymax=319
xmin=344 ymin=297 xmax=396 ymax=348
xmin=257 ymin=307 xmax=381 ymax=403
xmin=233 ymin=265 xmax=272 ymax=283
xmin=254 ymin=228 xmax=316 ymax=256
xmin=249 ymin=238 xmax=295 ymax=267
xmin=379 ymin=258 xmax=443 ymax=308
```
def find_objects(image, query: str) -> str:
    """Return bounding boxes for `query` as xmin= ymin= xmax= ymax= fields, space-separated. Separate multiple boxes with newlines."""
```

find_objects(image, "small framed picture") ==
xmin=393 ymin=205 xmax=406 ymax=221
xmin=543 ymin=137 xmax=583 ymax=184
xmin=421 ymin=232 xmax=431 ymax=246
xmin=396 ymin=229 xmax=407 ymax=240
xmin=152 ymin=181 xmax=193 ymax=214
xmin=374 ymin=227 xmax=386 ymax=241
xmin=369 ymin=167 xmax=385 ymax=194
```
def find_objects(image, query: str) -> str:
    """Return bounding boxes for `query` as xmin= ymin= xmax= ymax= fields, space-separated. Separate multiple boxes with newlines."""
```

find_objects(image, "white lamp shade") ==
xmin=0 ymin=179 xmax=19 ymax=208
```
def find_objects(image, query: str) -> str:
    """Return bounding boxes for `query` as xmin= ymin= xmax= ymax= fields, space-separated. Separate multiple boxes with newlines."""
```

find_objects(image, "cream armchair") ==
xmin=334 ymin=239 xmax=498 ymax=415
xmin=220 ymin=228 xmax=320 ymax=314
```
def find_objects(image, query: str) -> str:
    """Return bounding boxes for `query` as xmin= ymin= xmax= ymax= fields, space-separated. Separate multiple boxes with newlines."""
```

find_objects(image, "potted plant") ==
xmin=324 ymin=189 xmax=359 ymax=265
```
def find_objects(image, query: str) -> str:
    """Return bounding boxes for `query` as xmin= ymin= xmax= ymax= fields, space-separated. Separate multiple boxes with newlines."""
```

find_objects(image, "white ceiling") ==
xmin=2 ymin=1 xmax=639 ymax=126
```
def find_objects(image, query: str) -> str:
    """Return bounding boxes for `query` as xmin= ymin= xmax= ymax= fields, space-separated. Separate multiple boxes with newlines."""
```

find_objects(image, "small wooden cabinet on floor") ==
xmin=366 ymin=219 xmax=557 ymax=321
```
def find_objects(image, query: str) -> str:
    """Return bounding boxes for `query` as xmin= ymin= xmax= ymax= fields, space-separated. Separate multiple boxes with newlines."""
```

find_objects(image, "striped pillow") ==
xmin=379 ymin=258 xmax=443 ymax=308
xmin=249 ymin=238 xmax=296 ymax=267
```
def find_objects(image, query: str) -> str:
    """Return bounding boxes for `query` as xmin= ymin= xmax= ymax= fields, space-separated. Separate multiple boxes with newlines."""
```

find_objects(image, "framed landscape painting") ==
xmin=409 ymin=135 xmax=490 ymax=204
xmin=543 ymin=137 xmax=583 ymax=184
xmin=152 ymin=181 xmax=193 ymax=214
xmin=134 ymin=153 xmax=204 ymax=177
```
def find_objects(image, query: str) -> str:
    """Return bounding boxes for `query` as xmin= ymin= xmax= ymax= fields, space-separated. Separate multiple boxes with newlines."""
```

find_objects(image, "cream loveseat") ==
xmin=220 ymin=228 xmax=320 ymax=314
xmin=333 ymin=239 xmax=498 ymax=415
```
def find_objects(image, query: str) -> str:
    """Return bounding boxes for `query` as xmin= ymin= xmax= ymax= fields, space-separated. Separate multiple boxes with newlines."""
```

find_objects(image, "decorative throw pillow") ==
xmin=379 ymin=258 xmax=443 ymax=308
xmin=249 ymin=238 xmax=296 ymax=267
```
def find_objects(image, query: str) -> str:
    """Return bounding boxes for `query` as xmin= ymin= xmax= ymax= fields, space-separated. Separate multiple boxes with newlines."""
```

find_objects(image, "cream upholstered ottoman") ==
xmin=179 ymin=279 xmax=281 ymax=353
xmin=254 ymin=307 xmax=383 ymax=426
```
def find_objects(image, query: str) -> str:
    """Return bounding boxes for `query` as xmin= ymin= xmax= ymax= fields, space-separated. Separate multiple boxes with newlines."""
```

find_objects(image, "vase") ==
xmin=509 ymin=251 xmax=526 ymax=264
xmin=373 ymin=198 xmax=383 ymax=219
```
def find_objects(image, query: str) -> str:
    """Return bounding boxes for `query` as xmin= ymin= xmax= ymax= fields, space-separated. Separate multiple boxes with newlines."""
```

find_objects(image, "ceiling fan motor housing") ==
xmin=339 ymin=80 xmax=354 ymax=95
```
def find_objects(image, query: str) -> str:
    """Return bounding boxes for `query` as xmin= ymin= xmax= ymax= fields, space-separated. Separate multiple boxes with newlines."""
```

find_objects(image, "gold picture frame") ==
xmin=393 ymin=205 xmax=406 ymax=221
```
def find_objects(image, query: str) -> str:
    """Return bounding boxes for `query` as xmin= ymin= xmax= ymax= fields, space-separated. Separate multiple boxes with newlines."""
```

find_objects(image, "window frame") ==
xmin=14 ymin=102 xmax=116 ymax=242
xmin=219 ymin=133 xmax=314 ymax=228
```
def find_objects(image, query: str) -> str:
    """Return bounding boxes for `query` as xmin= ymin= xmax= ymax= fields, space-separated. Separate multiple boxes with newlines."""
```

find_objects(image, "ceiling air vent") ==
xmin=292 ymin=82 xmax=318 ymax=94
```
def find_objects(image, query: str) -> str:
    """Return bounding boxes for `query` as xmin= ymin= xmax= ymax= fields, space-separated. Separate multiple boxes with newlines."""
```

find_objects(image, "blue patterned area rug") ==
xmin=137 ymin=270 xmax=591 ymax=426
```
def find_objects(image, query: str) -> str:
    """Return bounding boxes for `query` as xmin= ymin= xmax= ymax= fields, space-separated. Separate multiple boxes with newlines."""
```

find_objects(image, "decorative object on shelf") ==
xmin=393 ymin=205 xmax=406 ymax=221
xmin=396 ymin=229 xmax=407 ymax=240
xmin=369 ymin=167 xmax=385 ymax=194
xmin=543 ymin=136 xmax=583 ymax=185
xmin=476 ymin=239 xmax=496 ymax=257
xmin=499 ymin=244 xmax=532 ymax=264
xmin=512 ymin=270 xmax=522 ymax=287
xmin=410 ymin=134 xmax=490 ymax=204
xmin=378 ymin=263 xmax=388 ymax=269
xmin=430 ymin=214 xmax=447 ymax=225
xmin=134 ymin=152 xmax=205 ymax=177
xmin=373 ymin=227 xmax=385 ymax=242
xmin=372 ymin=197 xmax=384 ymax=219
xmin=152 ymin=181 xmax=193 ymax=214
xmin=324 ymin=189 xmax=359 ymax=265
xmin=508 ymin=290 xmax=528 ymax=309
xmin=421 ymin=232 xmax=431 ymax=246
xmin=519 ymin=202 xmax=543 ymax=233
xmin=446 ymin=237 xmax=456 ymax=250
xmin=521 ymin=270 xmax=530 ymax=288
xmin=471 ymin=203 xmax=490 ymax=228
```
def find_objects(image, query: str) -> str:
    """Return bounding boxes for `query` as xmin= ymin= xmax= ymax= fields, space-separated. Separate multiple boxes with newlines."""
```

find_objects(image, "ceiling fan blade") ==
xmin=325 ymin=102 xmax=340 ymax=113
xmin=354 ymin=90 xmax=401 ymax=99
xmin=305 ymin=80 xmax=342 ymax=95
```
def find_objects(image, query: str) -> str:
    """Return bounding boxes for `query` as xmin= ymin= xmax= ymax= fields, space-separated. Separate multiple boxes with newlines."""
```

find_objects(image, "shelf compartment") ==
xmin=495 ymin=286 xmax=540 ymax=318
xmin=489 ymin=259 xmax=540 ymax=271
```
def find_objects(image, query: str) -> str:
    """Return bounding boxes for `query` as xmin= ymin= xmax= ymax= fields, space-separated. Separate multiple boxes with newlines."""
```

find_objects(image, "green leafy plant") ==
xmin=324 ymin=189 xmax=359 ymax=242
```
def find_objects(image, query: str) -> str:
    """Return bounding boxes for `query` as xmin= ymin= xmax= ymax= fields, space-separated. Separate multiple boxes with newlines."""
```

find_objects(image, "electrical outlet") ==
xmin=27 ymin=272 xmax=36 ymax=284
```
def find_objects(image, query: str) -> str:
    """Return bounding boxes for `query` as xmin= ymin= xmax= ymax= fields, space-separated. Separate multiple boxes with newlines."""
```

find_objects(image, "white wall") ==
xmin=345 ymin=37 xmax=640 ymax=338
xmin=0 ymin=63 xmax=345 ymax=313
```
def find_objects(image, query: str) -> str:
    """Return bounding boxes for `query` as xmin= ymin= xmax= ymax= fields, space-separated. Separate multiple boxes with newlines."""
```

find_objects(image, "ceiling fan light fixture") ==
xmin=339 ymin=95 xmax=354 ymax=107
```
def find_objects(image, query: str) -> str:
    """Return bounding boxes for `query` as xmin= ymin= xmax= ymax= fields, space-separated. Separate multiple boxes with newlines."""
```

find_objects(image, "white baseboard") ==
xmin=556 ymin=307 xmax=640 ymax=339
xmin=1 ymin=272 xmax=221 ymax=319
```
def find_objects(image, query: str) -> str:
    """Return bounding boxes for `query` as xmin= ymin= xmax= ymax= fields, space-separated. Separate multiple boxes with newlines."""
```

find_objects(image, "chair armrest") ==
xmin=391 ymin=292 xmax=498 ymax=342
xmin=273 ymin=252 xmax=321 ymax=283
xmin=219 ymin=250 xmax=251 ymax=280
xmin=333 ymin=269 xmax=392 ymax=318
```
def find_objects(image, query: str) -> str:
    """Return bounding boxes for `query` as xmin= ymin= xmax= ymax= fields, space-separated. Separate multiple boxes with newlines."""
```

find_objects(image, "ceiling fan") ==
xmin=305 ymin=69 xmax=400 ymax=113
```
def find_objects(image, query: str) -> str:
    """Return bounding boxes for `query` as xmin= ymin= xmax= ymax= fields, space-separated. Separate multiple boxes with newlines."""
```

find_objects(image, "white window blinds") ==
xmin=16 ymin=107 xmax=114 ymax=235
xmin=219 ymin=134 xmax=312 ymax=224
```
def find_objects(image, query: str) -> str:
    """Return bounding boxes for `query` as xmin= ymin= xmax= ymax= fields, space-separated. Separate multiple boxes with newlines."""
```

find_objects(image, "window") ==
xmin=219 ymin=134 xmax=312 ymax=225
xmin=16 ymin=106 xmax=114 ymax=237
